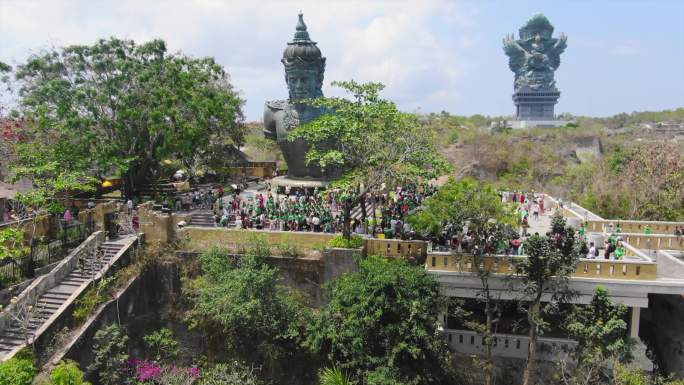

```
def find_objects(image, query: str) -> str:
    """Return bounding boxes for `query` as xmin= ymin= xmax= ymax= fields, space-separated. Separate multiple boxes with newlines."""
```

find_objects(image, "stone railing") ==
xmin=0 ymin=232 xmax=105 ymax=333
xmin=427 ymin=252 xmax=658 ymax=281
xmin=615 ymin=233 xmax=684 ymax=252
xmin=365 ymin=238 xmax=428 ymax=259
xmin=584 ymin=220 xmax=684 ymax=236
xmin=444 ymin=328 xmax=576 ymax=361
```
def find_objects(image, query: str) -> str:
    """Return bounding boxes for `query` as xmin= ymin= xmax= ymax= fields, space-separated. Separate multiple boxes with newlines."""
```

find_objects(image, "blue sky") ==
xmin=1 ymin=0 xmax=683 ymax=121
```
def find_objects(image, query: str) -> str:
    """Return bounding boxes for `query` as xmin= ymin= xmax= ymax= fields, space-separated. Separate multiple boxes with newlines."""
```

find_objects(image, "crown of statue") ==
xmin=282 ymin=13 xmax=326 ymax=73
xmin=519 ymin=13 xmax=554 ymax=39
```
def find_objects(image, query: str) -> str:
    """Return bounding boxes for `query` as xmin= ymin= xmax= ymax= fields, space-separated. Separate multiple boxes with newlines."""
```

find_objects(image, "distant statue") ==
xmin=503 ymin=14 xmax=567 ymax=91
xmin=264 ymin=13 xmax=331 ymax=179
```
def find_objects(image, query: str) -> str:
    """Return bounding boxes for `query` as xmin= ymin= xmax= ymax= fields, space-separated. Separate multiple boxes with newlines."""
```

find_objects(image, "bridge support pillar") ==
xmin=630 ymin=307 xmax=641 ymax=339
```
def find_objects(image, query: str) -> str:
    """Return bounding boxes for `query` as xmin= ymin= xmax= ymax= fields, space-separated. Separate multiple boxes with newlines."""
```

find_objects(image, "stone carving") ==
xmin=503 ymin=13 xmax=567 ymax=91
xmin=264 ymin=13 xmax=331 ymax=179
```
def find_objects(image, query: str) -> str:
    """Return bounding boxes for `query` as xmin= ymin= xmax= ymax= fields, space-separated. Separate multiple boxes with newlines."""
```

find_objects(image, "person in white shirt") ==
xmin=587 ymin=242 xmax=597 ymax=259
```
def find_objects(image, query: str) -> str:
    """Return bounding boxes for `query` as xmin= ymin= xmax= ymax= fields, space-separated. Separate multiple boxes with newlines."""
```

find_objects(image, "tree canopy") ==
xmin=12 ymin=37 xmax=244 ymax=196
xmin=289 ymin=80 xmax=450 ymax=191
xmin=307 ymin=255 xmax=457 ymax=385
xmin=188 ymin=243 xmax=315 ymax=383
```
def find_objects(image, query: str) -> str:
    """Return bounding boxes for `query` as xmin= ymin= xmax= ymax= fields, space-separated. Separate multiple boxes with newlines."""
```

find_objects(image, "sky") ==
xmin=1 ymin=0 xmax=683 ymax=121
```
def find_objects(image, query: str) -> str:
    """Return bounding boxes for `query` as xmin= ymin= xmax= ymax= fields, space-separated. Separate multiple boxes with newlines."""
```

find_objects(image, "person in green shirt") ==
xmin=615 ymin=245 xmax=625 ymax=259
xmin=609 ymin=234 xmax=617 ymax=247
xmin=644 ymin=225 xmax=652 ymax=235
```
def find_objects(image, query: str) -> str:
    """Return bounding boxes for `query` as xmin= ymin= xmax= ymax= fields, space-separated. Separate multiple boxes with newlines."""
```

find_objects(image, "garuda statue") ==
xmin=503 ymin=14 xmax=567 ymax=91
xmin=264 ymin=13 xmax=331 ymax=179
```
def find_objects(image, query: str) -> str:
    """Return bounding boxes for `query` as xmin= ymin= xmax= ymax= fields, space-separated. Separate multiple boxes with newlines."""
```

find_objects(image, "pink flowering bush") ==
xmin=129 ymin=359 xmax=200 ymax=384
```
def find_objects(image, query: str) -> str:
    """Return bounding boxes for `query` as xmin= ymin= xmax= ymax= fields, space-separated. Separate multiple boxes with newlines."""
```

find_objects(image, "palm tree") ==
xmin=319 ymin=367 xmax=355 ymax=385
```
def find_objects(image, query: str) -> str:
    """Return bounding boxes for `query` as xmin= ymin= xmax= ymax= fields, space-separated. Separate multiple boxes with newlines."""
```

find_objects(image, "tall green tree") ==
xmin=290 ymin=80 xmax=450 ymax=238
xmin=410 ymin=178 xmax=516 ymax=385
xmin=513 ymin=212 xmax=580 ymax=385
xmin=188 ymin=244 xmax=315 ymax=383
xmin=307 ymin=256 xmax=457 ymax=385
xmin=13 ymin=37 xmax=244 ymax=197
xmin=559 ymin=287 xmax=633 ymax=385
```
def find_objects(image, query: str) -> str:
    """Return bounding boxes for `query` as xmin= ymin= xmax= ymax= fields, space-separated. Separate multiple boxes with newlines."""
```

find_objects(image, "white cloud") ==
xmin=609 ymin=43 xmax=640 ymax=57
xmin=0 ymin=0 xmax=477 ymax=120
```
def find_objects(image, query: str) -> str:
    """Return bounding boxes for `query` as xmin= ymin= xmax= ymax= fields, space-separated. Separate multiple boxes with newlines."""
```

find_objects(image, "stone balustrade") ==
xmin=444 ymin=328 xmax=576 ymax=362
xmin=584 ymin=220 xmax=684 ymax=236
xmin=427 ymin=252 xmax=658 ymax=281
xmin=365 ymin=238 xmax=428 ymax=259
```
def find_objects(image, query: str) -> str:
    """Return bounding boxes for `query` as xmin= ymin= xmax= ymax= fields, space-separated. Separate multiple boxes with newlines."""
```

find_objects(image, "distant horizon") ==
xmin=2 ymin=0 xmax=683 ymax=120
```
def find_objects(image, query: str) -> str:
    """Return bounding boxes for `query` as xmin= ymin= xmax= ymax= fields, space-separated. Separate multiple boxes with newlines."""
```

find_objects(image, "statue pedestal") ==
xmin=269 ymin=176 xmax=332 ymax=194
xmin=508 ymin=120 xmax=569 ymax=130
xmin=513 ymin=89 xmax=560 ymax=121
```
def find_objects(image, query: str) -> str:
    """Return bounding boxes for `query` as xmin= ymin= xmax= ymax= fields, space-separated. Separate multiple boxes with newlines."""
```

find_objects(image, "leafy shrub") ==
xmin=72 ymin=277 xmax=113 ymax=324
xmin=87 ymin=324 xmax=129 ymax=385
xmin=319 ymin=366 xmax=355 ymax=385
xmin=50 ymin=360 xmax=90 ymax=385
xmin=0 ymin=227 xmax=28 ymax=261
xmin=199 ymin=362 xmax=262 ymax=385
xmin=0 ymin=357 xmax=36 ymax=385
xmin=327 ymin=235 xmax=364 ymax=249
xmin=143 ymin=328 xmax=179 ymax=362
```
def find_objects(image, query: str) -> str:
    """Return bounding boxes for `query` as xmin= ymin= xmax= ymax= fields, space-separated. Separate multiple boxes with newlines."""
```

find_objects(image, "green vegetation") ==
xmin=10 ymin=37 xmax=244 ymax=197
xmin=514 ymin=212 xmax=581 ymax=385
xmin=409 ymin=178 xmax=516 ymax=385
xmin=308 ymin=255 xmax=457 ymax=385
xmin=319 ymin=367 xmax=355 ymax=385
xmin=425 ymin=111 xmax=684 ymax=221
xmin=49 ymin=360 xmax=91 ymax=385
xmin=0 ymin=356 xmax=36 ymax=385
xmin=560 ymin=287 xmax=633 ymax=384
xmin=87 ymin=324 xmax=129 ymax=385
xmin=188 ymin=246 xmax=315 ymax=383
xmin=72 ymin=276 xmax=114 ymax=325
xmin=291 ymin=80 xmax=450 ymax=238
xmin=327 ymin=235 xmax=364 ymax=249
xmin=199 ymin=362 xmax=263 ymax=385
xmin=143 ymin=328 xmax=180 ymax=363
xmin=0 ymin=227 xmax=28 ymax=266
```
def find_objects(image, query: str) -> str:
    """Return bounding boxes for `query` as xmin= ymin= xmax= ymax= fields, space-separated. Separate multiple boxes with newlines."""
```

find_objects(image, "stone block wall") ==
xmin=179 ymin=227 xmax=334 ymax=254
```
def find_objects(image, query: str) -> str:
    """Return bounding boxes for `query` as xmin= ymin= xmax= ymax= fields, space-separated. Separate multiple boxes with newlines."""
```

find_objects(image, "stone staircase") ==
xmin=0 ymin=240 xmax=125 ymax=358
xmin=190 ymin=210 xmax=216 ymax=227
xmin=349 ymin=201 xmax=370 ymax=222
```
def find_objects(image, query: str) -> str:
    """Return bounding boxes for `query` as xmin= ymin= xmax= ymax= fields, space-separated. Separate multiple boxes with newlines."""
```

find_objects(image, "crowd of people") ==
xmin=174 ymin=182 xmax=437 ymax=239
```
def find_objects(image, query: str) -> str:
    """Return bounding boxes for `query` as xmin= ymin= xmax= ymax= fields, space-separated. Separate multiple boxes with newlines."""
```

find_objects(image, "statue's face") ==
xmin=286 ymin=69 xmax=320 ymax=101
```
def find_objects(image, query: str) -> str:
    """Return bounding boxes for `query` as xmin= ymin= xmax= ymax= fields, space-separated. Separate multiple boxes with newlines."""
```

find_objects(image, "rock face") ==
xmin=643 ymin=294 xmax=684 ymax=377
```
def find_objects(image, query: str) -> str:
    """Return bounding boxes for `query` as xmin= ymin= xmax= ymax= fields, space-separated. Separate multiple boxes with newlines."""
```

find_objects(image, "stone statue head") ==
xmin=519 ymin=13 xmax=554 ymax=41
xmin=282 ymin=13 xmax=325 ymax=102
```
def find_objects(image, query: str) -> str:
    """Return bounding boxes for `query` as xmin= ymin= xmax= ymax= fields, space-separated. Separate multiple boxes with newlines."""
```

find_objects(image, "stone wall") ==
xmin=643 ymin=294 xmax=684 ymax=378
xmin=48 ymin=261 xmax=193 ymax=374
xmin=179 ymin=227 xmax=335 ymax=254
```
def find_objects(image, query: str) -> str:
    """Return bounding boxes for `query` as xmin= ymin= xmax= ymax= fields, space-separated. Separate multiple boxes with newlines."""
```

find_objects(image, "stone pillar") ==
xmin=630 ymin=307 xmax=641 ymax=339
xmin=0 ymin=197 xmax=5 ymax=222
xmin=438 ymin=304 xmax=448 ymax=331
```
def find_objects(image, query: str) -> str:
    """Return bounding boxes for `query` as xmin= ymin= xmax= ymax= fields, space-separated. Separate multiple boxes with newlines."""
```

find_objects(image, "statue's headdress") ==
xmin=282 ymin=13 xmax=326 ymax=86
xmin=519 ymin=13 xmax=554 ymax=40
